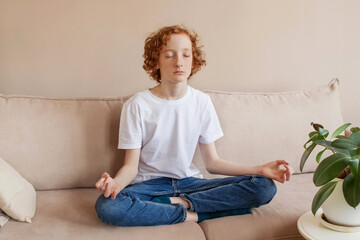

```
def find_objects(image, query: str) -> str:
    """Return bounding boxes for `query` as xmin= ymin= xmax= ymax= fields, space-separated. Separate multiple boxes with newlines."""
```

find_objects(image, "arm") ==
xmin=199 ymin=142 xmax=293 ymax=183
xmin=95 ymin=148 xmax=140 ymax=199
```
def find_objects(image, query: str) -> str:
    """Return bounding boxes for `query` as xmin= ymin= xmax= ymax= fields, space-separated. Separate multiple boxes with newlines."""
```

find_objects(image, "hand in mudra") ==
xmin=260 ymin=160 xmax=294 ymax=183
xmin=95 ymin=172 xmax=121 ymax=200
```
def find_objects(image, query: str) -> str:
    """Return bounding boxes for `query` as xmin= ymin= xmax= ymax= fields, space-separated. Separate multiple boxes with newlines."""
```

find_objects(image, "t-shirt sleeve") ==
xmin=198 ymin=95 xmax=224 ymax=144
xmin=117 ymin=100 xmax=142 ymax=149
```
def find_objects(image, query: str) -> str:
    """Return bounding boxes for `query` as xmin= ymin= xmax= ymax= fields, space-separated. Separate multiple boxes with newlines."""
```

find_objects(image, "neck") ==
xmin=151 ymin=82 xmax=188 ymax=100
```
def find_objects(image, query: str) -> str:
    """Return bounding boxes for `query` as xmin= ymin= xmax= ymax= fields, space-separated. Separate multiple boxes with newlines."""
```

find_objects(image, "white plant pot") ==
xmin=321 ymin=178 xmax=360 ymax=227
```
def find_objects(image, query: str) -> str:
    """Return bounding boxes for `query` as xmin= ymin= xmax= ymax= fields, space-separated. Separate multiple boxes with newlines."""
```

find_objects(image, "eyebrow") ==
xmin=163 ymin=48 xmax=192 ymax=51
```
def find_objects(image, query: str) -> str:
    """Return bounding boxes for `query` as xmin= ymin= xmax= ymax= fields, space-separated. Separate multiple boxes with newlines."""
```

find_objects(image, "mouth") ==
xmin=174 ymin=71 xmax=185 ymax=75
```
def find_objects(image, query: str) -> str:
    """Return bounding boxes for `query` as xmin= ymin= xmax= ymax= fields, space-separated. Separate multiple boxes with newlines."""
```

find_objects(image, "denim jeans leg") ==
xmin=177 ymin=175 xmax=277 ymax=213
xmin=95 ymin=177 xmax=187 ymax=226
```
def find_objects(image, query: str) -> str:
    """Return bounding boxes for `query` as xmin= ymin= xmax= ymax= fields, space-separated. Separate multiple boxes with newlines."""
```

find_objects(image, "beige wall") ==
xmin=0 ymin=0 xmax=359 ymax=125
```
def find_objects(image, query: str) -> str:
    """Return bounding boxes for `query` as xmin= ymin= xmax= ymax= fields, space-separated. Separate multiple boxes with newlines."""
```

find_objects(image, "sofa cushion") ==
xmin=0 ymin=189 xmax=206 ymax=240
xmin=0 ymin=155 xmax=36 ymax=223
xmin=198 ymin=173 xmax=317 ymax=240
xmin=0 ymin=95 xmax=127 ymax=190
xmin=193 ymin=79 xmax=344 ymax=176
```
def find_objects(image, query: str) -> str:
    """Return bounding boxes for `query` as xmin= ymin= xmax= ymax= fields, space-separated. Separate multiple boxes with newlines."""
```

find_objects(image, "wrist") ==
xmin=254 ymin=165 xmax=264 ymax=176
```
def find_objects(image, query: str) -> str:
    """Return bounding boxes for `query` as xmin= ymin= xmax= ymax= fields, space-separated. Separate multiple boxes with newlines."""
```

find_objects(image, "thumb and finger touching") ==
xmin=95 ymin=172 xmax=110 ymax=189
xmin=101 ymin=172 xmax=110 ymax=179
xmin=102 ymin=177 xmax=120 ymax=200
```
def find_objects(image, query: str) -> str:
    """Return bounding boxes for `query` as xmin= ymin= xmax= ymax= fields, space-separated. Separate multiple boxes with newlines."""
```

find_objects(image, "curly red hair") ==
xmin=143 ymin=25 xmax=206 ymax=83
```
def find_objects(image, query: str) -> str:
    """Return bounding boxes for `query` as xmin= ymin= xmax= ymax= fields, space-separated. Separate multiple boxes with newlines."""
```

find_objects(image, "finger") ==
xmin=100 ymin=178 xmax=110 ymax=192
xmin=276 ymin=160 xmax=289 ymax=165
xmin=104 ymin=177 xmax=112 ymax=188
xmin=282 ymin=171 xmax=287 ymax=182
xmin=276 ymin=176 xmax=285 ymax=184
xmin=278 ymin=164 xmax=286 ymax=171
xmin=286 ymin=170 xmax=290 ymax=181
xmin=111 ymin=191 xmax=117 ymax=200
xmin=101 ymin=172 xmax=110 ymax=179
xmin=98 ymin=187 xmax=104 ymax=194
xmin=104 ymin=182 xmax=112 ymax=198
xmin=111 ymin=187 xmax=121 ymax=200
xmin=284 ymin=165 xmax=291 ymax=181
xmin=95 ymin=178 xmax=105 ymax=189
xmin=271 ymin=173 xmax=284 ymax=183
xmin=282 ymin=174 xmax=286 ymax=183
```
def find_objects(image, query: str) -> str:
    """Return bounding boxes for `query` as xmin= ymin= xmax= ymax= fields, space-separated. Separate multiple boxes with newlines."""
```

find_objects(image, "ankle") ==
xmin=185 ymin=210 xmax=198 ymax=222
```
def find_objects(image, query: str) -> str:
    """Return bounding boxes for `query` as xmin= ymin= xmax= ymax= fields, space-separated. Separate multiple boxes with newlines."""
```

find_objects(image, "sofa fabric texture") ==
xmin=0 ymin=79 xmax=344 ymax=239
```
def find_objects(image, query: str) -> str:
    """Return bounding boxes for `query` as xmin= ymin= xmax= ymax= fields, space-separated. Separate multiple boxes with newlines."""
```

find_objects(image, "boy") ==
xmin=95 ymin=25 xmax=293 ymax=226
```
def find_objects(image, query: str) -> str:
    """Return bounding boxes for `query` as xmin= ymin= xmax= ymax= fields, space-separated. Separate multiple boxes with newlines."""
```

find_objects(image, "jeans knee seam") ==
xmin=150 ymin=191 xmax=174 ymax=196
xmin=180 ymin=183 xmax=224 ymax=194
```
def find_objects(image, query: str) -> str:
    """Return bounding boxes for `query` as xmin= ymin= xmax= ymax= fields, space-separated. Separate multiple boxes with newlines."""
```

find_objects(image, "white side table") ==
xmin=297 ymin=210 xmax=360 ymax=240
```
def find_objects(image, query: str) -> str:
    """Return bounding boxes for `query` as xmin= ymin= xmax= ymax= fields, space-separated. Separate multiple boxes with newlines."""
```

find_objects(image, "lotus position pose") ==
xmin=95 ymin=25 xmax=293 ymax=226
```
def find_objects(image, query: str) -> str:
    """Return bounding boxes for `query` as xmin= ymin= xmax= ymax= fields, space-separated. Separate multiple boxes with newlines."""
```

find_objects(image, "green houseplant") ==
xmin=300 ymin=122 xmax=360 ymax=219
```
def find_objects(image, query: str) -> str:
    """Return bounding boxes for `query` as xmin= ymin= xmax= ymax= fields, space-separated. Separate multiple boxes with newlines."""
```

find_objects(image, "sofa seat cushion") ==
xmin=199 ymin=173 xmax=317 ymax=240
xmin=1 ymin=188 xmax=206 ymax=240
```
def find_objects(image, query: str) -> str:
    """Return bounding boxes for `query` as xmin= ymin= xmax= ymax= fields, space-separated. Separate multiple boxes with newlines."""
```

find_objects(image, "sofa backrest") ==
xmin=0 ymin=79 xmax=343 ymax=190
xmin=194 ymin=79 xmax=344 ymax=179
xmin=0 ymin=96 xmax=127 ymax=190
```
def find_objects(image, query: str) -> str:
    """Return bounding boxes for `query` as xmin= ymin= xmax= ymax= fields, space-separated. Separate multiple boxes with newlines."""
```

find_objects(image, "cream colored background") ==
xmin=0 ymin=0 xmax=359 ymax=125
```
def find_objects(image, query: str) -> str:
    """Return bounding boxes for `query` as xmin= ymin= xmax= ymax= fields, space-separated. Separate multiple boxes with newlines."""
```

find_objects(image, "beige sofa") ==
xmin=0 ymin=79 xmax=344 ymax=239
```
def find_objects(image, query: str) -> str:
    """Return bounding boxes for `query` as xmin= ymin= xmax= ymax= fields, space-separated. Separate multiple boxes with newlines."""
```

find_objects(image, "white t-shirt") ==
xmin=118 ymin=85 xmax=224 ymax=184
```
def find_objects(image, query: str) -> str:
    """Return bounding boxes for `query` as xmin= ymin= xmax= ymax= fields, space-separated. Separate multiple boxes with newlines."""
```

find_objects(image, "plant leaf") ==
xmin=311 ymin=181 xmax=337 ymax=215
xmin=343 ymin=159 xmax=360 ymax=208
xmin=331 ymin=123 xmax=351 ymax=139
xmin=351 ymin=127 xmax=360 ymax=133
xmin=318 ymin=127 xmax=329 ymax=138
xmin=331 ymin=139 xmax=358 ymax=150
xmin=350 ymin=132 xmax=360 ymax=145
xmin=300 ymin=143 xmax=316 ymax=172
xmin=303 ymin=133 xmax=321 ymax=149
xmin=309 ymin=131 xmax=318 ymax=138
xmin=316 ymin=149 xmax=326 ymax=163
xmin=314 ymin=140 xmax=350 ymax=156
xmin=336 ymin=135 xmax=348 ymax=139
xmin=313 ymin=153 xmax=350 ymax=186
xmin=349 ymin=149 xmax=359 ymax=158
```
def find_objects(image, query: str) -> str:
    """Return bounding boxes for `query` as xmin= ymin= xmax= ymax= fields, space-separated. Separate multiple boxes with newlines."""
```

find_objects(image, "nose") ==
xmin=175 ymin=55 xmax=183 ymax=68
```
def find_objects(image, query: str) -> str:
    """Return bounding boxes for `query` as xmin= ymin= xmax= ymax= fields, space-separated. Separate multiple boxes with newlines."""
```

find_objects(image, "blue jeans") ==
xmin=95 ymin=175 xmax=276 ymax=226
